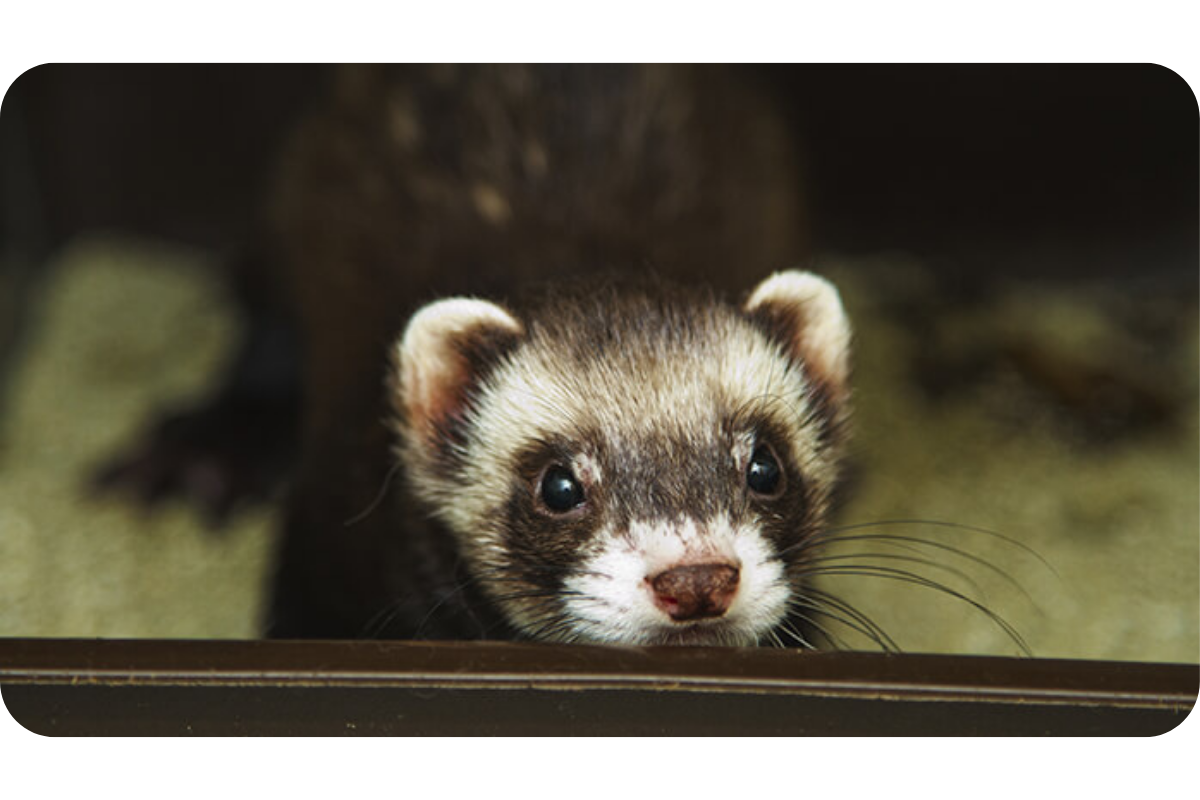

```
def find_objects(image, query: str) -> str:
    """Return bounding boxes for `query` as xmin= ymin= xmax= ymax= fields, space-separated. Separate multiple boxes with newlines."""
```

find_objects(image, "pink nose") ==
xmin=649 ymin=563 xmax=740 ymax=622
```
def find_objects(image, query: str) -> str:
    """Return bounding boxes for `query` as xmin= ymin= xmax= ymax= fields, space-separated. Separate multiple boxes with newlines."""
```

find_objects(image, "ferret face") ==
xmin=393 ymin=270 xmax=851 ymax=646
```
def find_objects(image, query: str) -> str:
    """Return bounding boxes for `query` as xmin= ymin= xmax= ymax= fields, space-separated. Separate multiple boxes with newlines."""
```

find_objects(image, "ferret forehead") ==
xmin=472 ymin=307 xmax=814 ymax=456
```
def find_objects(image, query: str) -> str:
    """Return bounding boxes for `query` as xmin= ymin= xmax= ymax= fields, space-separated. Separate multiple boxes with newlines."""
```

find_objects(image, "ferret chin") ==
xmin=391 ymin=269 xmax=852 ymax=646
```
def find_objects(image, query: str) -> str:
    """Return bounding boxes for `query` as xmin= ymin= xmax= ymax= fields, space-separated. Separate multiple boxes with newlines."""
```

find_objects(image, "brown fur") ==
xmin=264 ymin=65 xmax=811 ymax=639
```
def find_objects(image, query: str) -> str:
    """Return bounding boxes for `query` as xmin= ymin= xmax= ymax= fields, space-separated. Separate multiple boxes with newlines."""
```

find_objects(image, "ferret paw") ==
xmin=89 ymin=396 xmax=298 ymax=528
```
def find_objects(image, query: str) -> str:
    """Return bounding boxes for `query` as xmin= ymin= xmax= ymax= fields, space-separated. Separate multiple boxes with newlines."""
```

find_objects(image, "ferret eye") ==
xmin=746 ymin=444 xmax=784 ymax=497
xmin=539 ymin=465 xmax=585 ymax=512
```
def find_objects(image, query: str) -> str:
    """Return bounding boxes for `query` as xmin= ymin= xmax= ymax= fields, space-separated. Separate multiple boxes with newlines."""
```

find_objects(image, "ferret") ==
xmin=150 ymin=64 xmax=839 ymax=645
xmin=390 ymin=271 xmax=851 ymax=645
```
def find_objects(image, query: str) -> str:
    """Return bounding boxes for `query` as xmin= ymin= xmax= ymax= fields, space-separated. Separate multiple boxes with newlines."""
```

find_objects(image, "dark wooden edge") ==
xmin=1 ymin=638 xmax=1196 ymax=735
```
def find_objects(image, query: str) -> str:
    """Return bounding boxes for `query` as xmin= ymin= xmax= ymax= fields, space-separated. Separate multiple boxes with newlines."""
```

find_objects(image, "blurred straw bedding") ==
xmin=0 ymin=239 xmax=276 ymax=639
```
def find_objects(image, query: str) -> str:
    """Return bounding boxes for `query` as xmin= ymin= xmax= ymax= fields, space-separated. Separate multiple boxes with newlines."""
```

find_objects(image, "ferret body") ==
xmin=264 ymin=65 xmax=849 ymax=645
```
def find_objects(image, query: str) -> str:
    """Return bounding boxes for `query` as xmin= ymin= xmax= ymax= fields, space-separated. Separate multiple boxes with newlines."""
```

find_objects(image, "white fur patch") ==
xmin=560 ymin=516 xmax=790 ymax=645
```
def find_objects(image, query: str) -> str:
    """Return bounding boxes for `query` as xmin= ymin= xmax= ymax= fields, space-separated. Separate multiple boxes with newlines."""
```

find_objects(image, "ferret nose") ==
xmin=649 ymin=563 xmax=740 ymax=622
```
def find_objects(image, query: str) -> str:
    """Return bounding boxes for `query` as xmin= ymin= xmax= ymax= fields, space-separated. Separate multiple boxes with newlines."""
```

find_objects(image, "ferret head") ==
xmin=391 ymin=270 xmax=851 ymax=646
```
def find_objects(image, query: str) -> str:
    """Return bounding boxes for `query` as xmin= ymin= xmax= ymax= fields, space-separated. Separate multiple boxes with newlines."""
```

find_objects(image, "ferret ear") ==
xmin=743 ymin=270 xmax=852 ymax=403
xmin=393 ymin=297 xmax=524 ymax=440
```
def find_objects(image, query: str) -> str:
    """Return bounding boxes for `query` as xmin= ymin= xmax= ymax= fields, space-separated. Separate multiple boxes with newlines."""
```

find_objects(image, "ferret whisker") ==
xmin=777 ymin=616 xmax=836 ymax=651
xmin=481 ymin=580 xmax=601 ymax=640
xmin=772 ymin=614 xmax=820 ymax=649
xmin=790 ymin=589 xmax=900 ymax=652
xmin=762 ymin=628 xmax=787 ymax=648
xmin=363 ymin=568 xmax=488 ymax=639
xmin=342 ymin=459 xmax=404 ymax=528
xmin=797 ymin=551 xmax=990 ymax=604
xmin=815 ymin=519 xmax=1057 ymax=577
xmin=508 ymin=599 xmax=583 ymax=642
xmin=803 ymin=564 xmax=1032 ymax=655
xmin=798 ymin=529 xmax=1019 ymax=571
xmin=365 ymin=562 xmax=571 ymax=640
xmin=360 ymin=597 xmax=407 ymax=639
xmin=783 ymin=518 xmax=1051 ymax=632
